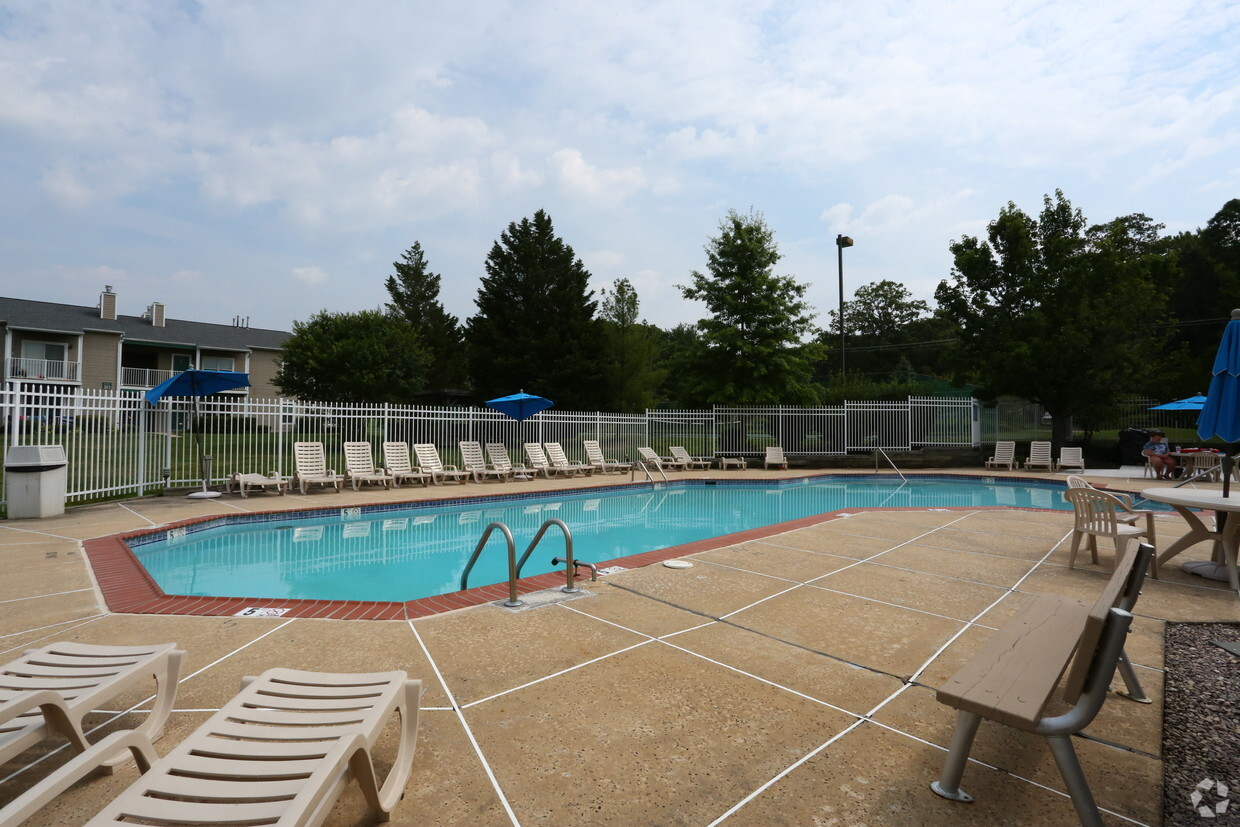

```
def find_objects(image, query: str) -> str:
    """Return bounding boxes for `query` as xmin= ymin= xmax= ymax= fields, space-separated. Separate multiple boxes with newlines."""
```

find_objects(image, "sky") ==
xmin=2 ymin=0 xmax=1238 ymax=335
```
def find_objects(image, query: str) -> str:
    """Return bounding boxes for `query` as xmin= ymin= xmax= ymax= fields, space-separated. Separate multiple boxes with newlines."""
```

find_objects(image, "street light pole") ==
xmin=836 ymin=234 xmax=854 ymax=375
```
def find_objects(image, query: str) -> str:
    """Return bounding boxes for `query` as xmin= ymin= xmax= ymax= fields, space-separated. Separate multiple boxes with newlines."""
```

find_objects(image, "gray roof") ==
xmin=0 ymin=296 xmax=290 ymax=351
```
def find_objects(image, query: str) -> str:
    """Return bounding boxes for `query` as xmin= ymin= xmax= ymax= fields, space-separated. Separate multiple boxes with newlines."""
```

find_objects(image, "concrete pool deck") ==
xmin=2 ymin=466 xmax=1238 ymax=825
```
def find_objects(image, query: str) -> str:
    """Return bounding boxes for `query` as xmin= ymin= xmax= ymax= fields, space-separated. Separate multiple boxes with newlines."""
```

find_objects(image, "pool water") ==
xmin=133 ymin=477 xmax=1103 ymax=603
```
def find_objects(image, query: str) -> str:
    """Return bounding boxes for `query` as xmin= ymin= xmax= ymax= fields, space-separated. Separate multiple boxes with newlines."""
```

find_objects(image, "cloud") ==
xmin=550 ymin=148 xmax=647 ymax=206
xmin=291 ymin=266 xmax=328 ymax=286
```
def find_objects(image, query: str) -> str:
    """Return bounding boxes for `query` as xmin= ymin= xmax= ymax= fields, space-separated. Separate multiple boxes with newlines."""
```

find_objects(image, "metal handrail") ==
xmin=515 ymin=518 xmax=580 ymax=593
xmin=874 ymin=447 xmax=908 ymax=482
xmin=631 ymin=459 xmax=668 ymax=483
xmin=459 ymin=521 xmax=522 ymax=607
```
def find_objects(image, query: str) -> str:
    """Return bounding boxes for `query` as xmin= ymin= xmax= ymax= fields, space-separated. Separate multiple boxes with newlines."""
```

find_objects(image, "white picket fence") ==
xmin=1 ymin=384 xmax=984 ymax=507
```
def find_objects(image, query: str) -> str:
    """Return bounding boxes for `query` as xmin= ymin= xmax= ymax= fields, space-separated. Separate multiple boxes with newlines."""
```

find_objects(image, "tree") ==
xmin=678 ymin=209 xmax=822 ymax=404
xmin=826 ymin=279 xmax=930 ymax=339
xmin=274 ymin=309 xmax=428 ymax=403
xmin=466 ymin=210 xmax=604 ymax=409
xmin=384 ymin=242 xmax=467 ymax=392
xmin=934 ymin=190 xmax=1168 ymax=449
xmin=821 ymin=279 xmax=934 ymax=379
xmin=598 ymin=278 xmax=663 ymax=412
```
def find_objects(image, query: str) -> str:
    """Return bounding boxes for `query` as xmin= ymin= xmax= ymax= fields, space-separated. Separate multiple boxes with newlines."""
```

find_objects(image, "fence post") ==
xmin=136 ymin=393 xmax=147 ymax=496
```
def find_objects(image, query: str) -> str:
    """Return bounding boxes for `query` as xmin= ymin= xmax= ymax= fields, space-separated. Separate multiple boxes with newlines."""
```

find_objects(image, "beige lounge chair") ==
xmin=30 ymin=668 xmax=422 ymax=827
xmin=544 ymin=442 xmax=593 ymax=476
xmin=381 ymin=442 xmax=430 ymax=488
xmin=583 ymin=440 xmax=631 ymax=474
xmin=459 ymin=440 xmax=511 ymax=483
xmin=1064 ymin=486 xmax=1158 ymax=577
xmin=343 ymin=441 xmax=394 ymax=490
xmin=669 ymin=446 xmax=711 ymax=470
xmin=0 ymin=642 xmax=183 ymax=824
xmin=226 ymin=472 xmax=288 ymax=497
xmin=486 ymin=443 xmax=536 ymax=479
xmin=1057 ymin=446 xmax=1085 ymax=473
xmin=524 ymin=443 xmax=570 ymax=477
xmin=1024 ymin=440 xmax=1054 ymax=472
xmin=292 ymin=441 xmax=343 ymax=494
xmin=764 ymin=446 xmax=787 ymax=470
xmin=413 ymin=443 xmax=469 ymax=485
xmin=984 ymin=441 xmax=1016 ymax=471
xmin=636 ymin=446 xmax=669 ymax=471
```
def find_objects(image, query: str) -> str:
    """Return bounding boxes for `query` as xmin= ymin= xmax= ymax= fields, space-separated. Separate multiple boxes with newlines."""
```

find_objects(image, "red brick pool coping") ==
xmin=81 ymin=474 xmax=1099 ymax=621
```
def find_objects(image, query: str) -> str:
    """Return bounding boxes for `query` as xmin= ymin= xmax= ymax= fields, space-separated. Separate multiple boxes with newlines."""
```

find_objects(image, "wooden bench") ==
xmin=930 ymin=543 xmax=1154 ymax=827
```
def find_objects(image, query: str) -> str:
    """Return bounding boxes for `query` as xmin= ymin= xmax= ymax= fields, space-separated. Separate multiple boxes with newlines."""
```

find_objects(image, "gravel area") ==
xmin=1163 ymin=622 xmax=1240 ymax=826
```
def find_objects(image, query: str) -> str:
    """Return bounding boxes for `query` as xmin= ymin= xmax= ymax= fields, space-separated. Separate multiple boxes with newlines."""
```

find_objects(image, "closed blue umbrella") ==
xmin=485 ymin=391 xmax=554 ymax=422
xmin=146 ymin=370 xmax=251 ymax=498
xmin=1197 ymin=311 xmax=1240 ymax=444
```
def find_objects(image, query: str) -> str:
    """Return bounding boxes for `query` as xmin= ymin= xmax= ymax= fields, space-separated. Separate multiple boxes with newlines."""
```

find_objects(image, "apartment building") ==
xmin=1 ymin=287 xmax=290 ymax=397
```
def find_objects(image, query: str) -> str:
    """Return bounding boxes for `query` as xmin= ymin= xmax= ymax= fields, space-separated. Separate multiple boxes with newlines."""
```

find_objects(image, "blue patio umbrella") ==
xmin=485 ymin=391 xmax=554 ymax=422
xmin=146 ymin=370 xmax=251 ymax=498
xmin=1148 ymin=395 xmax=1208 ymax=411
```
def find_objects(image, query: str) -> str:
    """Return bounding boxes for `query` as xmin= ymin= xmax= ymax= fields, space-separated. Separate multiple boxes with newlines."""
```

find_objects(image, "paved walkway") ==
xmin=2 ymin=468 xmax=1238 ymax=825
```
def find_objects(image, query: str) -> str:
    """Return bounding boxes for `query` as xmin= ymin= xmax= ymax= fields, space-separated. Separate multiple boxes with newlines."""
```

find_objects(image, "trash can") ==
xmin=5 ymin=445 xmax=68 ymax=519
xmin=1118 ymin=428 xmax=1150 ymax=466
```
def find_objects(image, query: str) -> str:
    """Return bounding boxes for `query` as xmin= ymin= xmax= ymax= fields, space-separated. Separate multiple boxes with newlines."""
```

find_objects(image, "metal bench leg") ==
xmin=1046 ymin=735 xmax=1104 ymax=827
xmin=1114 ymin=649 xmax=1151 ymax=703
xmin=930 ymin=710 xmax=981 ymax=802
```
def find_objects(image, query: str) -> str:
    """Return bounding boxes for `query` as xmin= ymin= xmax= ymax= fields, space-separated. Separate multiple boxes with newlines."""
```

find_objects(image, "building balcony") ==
xmin=7 ymin=357 xmax=80 ymax=382
xmin=121 ymin=367 xmax=179 ymax=388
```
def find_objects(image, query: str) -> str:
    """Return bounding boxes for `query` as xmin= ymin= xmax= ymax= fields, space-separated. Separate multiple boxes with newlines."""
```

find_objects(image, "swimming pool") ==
xmin=129 ymin=475 xmax=1106 ymax=603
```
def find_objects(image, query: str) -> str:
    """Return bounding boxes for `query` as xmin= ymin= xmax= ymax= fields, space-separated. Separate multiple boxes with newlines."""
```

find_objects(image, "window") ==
xmin=200 ymin=355 xmax=234 ymax=371
xmin=21 ymin=341 xmax=67 ymax=362
xmin=172 ymin=354 xmax=192 ymax=373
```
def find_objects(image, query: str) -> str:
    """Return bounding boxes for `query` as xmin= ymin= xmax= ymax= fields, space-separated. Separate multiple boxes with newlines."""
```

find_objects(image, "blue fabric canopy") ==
xmin=145 ymin=370 xmax=250 ymax=405
xmin=1197 ymin=311 xmax=1240 ymax=443
xmin=485 ymin=391 xmax=553 ymax=422
xmin=1149 ymin=395 xmax=1207 ymax=411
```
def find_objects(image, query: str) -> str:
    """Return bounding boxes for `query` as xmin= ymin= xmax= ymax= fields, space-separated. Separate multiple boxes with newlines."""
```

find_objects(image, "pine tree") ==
xmin=466 ymin=210 xmax=604 ymax=409
xmin=384 ymin=242 xmax=467 ymax=392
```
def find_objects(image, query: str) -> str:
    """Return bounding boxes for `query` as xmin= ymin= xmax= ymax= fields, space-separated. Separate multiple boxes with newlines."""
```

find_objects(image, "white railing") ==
xmin=1 ymin=385 xmax=988 ymax=509
xmin=7 ymin=357 xmax=79 ymax=382
xmin=121 ymin=367 xmax=178 ymax=388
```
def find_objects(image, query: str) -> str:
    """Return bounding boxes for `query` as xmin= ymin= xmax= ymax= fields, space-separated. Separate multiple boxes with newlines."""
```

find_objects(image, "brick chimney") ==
xmin=100 ymin=286 xmax=117 ymax=320
xmin=151 ymin=302 xmax=165 ymax=327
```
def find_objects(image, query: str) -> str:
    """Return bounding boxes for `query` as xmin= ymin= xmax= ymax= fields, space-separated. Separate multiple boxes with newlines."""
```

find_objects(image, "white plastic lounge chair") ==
xmin=583 ymin=440 xmax=631 ymax=474
xmin=1064 ymin=486 xmax=1158 ymax=577
xmin=669 ymin=446 xmax=711 ymax=470
xmin=413 ymin=443 xmax=469 ymax=485
xmin=225 ymin=472 xmax=288 ymax=497
xmin=459 ymin=440 xmax=511 ymax=483
xmin=764 ymin=446 xmax=788 ymax=470
xmin=544 ymin=442 xmax=593 ymax=476
xmin=1057 ymin=446 xmax=1085 ymax=473
xmin=984 ymin=441 xmax=1016 ymax=471
xmin=343 ymin=441 xmax=394 ymax=490
xmin=524 ymin=443 xmax=570 ymax=478
xmin=0 ymin=642 xmax=183 ymax=823
xmin=636 ymin=447 xmax=669 ymax=471
xmin=28 ymin=668 xmax=423 ymax=827
xmin=1024 ymin=440 xmax=1054 ymax=472
xmin=381 ymin=442 xmax=430 ymax=488
xmin=293 ymin=441 xmax=343 ymax=494
xmin=486 ymin=443 xmax=536 ymax=479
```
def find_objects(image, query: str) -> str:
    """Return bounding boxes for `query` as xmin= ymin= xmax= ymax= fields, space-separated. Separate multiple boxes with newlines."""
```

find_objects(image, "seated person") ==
xmin=1143 ymin=430 xmax=1178 ymax=479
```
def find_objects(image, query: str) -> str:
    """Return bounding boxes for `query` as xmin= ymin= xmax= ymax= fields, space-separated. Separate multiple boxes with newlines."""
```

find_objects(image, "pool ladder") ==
xmin=459 ymin=518 xmax=596 ymax=608
xmin=632 ymin=459 xmax=669 ymax=483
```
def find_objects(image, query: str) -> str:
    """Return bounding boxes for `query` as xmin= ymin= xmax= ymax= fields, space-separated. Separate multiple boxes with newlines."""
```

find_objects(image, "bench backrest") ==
xmin=1062 ymin=542 xmax=1153 ymax=703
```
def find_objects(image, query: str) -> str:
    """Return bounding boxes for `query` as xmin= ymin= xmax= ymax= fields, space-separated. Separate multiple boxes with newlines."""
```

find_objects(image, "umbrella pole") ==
xmin=187 ymin=397 xmax=221 ymax=499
